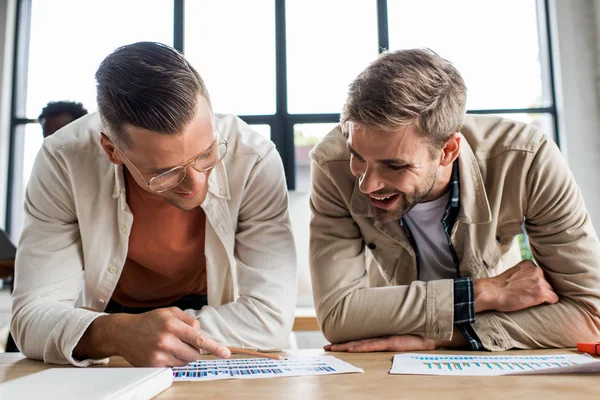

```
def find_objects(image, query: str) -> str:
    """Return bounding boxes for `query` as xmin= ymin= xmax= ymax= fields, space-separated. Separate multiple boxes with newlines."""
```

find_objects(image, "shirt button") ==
xmin=108 ymin=266 xmax=117 ymax=273
xmin=219 ymin=188 xmax=226 ymax=195
xmin=120 ymin=225 xmax=127 ymax=233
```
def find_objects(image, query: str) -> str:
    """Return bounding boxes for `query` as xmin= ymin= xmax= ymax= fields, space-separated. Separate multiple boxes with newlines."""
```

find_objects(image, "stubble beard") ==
xmin=371 ymin=168 xmax=439 ymax=223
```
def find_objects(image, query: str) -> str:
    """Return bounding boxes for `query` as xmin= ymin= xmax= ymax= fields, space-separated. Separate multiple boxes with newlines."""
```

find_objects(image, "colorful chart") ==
xmin=172 ymin=356 xmax=363 ymax=381
xmin=390 ymin=353 xmax=600 ymax=376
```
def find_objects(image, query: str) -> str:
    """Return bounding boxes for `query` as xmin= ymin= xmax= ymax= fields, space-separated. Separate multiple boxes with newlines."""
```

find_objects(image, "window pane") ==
xmin=294 ymin=123 xmax=338 ymax=192
xmin=388 ymin=0 xmax=547 ymax=110
xmin=185 ymin=0 xmax=276 ymax=115
xmin=286 ymin=0 xmax=378 ymax=114
xmin=26 ymin=0 xmax=173 ymax=118
xmin=249 ymin=124 xmax=271 ymax=140
xmin=484 ymin=112 xmax=555 ymax=142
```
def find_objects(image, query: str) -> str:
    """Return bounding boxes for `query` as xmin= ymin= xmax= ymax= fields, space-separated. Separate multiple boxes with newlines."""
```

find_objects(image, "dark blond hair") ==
xmin=341 ymin=48 xmax=466 ymax=151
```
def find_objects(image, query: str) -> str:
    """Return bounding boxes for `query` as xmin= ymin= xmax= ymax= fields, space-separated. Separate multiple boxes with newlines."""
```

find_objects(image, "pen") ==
xmin=227 ymin=346 xmax=285 ymax=360
xmin=577 ymin=342 xmax=600 ymax=355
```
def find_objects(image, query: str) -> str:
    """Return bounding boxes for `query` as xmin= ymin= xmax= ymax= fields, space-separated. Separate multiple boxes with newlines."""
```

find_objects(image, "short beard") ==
xmin=371 ymin=167 xmax=438 ymax=223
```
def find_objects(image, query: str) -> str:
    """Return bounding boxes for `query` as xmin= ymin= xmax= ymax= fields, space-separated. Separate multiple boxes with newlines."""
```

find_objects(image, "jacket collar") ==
xmin=349 ymin=134 xmax=491 ymax=225
xmin=456 ymin=136 xmax=492 ymax=224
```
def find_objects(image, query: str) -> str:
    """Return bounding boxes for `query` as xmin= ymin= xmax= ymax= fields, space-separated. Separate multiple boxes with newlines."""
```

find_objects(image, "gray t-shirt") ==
xmin=404 ymin=191 xmax=456 ymax=281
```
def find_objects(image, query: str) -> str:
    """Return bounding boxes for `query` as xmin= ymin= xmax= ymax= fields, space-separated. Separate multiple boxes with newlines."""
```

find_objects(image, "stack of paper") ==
xmin=0 ymin=367 xmax=173 ymax=399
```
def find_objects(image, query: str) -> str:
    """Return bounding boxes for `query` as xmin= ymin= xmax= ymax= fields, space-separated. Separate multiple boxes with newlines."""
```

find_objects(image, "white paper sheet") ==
xmin=390 ymin=353 xmax=600 ymax=376
xmin=172 ymin=356 xmax=364 ymax=381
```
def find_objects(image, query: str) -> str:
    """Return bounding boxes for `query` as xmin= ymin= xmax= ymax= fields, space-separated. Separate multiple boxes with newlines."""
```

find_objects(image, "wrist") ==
xmin=433 ymin=328 xmax=469 ymax=349
xmin=473 ymin=278 xmax=494 ymax=313
xmin=73 ymin=314 xmax=122 ymax=360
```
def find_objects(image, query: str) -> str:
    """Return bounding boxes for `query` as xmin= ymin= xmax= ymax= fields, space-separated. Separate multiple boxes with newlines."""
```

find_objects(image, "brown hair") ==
xmin=96 ymin=41 xmax=210 ymax=145
xmin=341 ymin=48 xmax=467 ymax=152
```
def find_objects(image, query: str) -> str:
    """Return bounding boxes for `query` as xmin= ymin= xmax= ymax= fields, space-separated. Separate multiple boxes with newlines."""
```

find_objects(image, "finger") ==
xmin=177 ymin=325 xmax=231 ymax=358
xmin=545 ymin=289 xmax=559 ymax=304
xmin=323 ymin=344 xmax=332 ymax=351
xmin=330 ymin=338 xmax=380 ymax=352
xmin=166 ymin=355 xmax=191 ymax=367
xmin=145 ymin=353 xmax=189 ymax=368
xmin=171 ymin=340 xmax=203 ymax=363
xmin=349 ymin=335 xmax=432 ymax=353
xmin=348 ymin=339 xmax=390 ymax=353
xmin=168 ymin=307 xmax=199 ymax=328
xmin=539 ymin=280 xmax=559 ymax=304
xmin=329 ymin=340 xmax=366 ymax=352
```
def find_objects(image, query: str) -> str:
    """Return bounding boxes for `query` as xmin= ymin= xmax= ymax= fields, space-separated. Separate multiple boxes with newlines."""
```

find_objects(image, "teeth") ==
xmin=370 ymin=194 xmax=395 ymax=201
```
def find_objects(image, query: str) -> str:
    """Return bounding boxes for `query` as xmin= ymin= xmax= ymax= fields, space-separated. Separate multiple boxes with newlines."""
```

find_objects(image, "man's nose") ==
xmin=358 ymin=166 xmax=384 ymax=194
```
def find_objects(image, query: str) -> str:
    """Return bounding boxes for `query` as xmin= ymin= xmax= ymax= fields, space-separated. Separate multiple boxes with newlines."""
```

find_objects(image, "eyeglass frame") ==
xmin=104 ymin=131 xmax=229 ymax=193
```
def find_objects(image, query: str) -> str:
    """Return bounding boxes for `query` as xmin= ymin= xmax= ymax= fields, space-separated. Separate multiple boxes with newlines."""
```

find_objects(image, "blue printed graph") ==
xmin=172 ymin=356 xmax=362 ymax=381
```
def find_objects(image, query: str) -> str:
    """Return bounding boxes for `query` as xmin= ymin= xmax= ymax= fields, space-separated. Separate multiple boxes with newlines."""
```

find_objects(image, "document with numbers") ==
xmin=390 ymin=353 xmax=600 ymax=376
xmin=172 ymin=356 xmax=363 ymax=381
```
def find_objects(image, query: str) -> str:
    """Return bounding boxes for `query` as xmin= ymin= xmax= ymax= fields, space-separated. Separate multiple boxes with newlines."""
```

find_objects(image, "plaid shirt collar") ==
xmin=441 ymin=159 xmax=460 ymax=232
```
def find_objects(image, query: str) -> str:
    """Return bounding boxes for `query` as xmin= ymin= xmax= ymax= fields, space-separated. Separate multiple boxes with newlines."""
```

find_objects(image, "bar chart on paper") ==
xmin=390 ymin=353 xmax=600 ymax=376
xmin=172 ymin=356 xmax=363 ymax=381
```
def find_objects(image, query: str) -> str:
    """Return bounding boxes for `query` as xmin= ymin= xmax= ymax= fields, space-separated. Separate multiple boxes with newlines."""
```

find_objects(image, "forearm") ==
xmin=474 ymin=297 xmax=600 ymax=350
xmin=318 ymin=279 xmax=454 ymax=344
xmin=73 ymin=314 xmax=122 ymax=360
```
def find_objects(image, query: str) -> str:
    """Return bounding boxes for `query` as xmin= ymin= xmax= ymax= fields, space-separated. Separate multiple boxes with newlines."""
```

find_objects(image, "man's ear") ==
xmin=439 ymin=133 xmax=461 ymax=167
xmin=99 ymin=132 xmax=124 ymax=165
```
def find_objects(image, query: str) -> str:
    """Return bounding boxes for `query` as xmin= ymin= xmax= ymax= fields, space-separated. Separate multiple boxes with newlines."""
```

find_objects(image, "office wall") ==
xmin=550 ymin=0 xmax=600 ymax=230
xmin=0 ymin=0 xmax=16 ymax=230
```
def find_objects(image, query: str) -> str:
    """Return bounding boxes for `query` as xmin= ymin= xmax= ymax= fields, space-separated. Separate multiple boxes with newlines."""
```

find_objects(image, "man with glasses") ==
xmin=11 ymin=42 xmax=297 ymax=367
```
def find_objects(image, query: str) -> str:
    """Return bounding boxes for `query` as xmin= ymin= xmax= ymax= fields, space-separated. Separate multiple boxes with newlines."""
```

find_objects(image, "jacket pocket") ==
xmin=482 ymin=222 xmax=523 ymax=273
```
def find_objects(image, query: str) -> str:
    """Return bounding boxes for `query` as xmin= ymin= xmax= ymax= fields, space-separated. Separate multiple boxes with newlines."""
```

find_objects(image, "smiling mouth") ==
xmin=175 ymin=191 xmax=196 ymax=198
xmin=370 ymin=193 xmax=396 ymax=200
xmin=369 ymin=193 xmax=400 ymax=209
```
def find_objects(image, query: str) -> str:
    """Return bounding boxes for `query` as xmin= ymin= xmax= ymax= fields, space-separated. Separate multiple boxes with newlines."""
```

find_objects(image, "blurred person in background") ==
xmin=39 ymin=100 xmax=88 ymax=138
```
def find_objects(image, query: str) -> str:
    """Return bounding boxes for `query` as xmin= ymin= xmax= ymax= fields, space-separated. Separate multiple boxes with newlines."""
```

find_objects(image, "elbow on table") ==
xmin=319 ymin=310 xmax=360 ymax=345
xmin=10 ymin=313 xmax=43 ymax=361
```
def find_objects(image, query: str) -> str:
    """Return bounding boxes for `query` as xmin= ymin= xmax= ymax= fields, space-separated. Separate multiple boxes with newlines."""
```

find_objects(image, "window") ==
xmin=26 ymin=0 xmax=173 ymax=116
xmin=8 ymin=0 xmax=174 ymax=235
xmin=184 ymin=0 xmax=276 ymax=116
xmin=293 ymin=123 xmax=337 ymax=192
xmin=387 ymin=0 xmax=549 ymax=110
xmin=7 ymin=1 xmax=558 ymax=317
xmin=286 ymin=0 xmax=378 ymax=114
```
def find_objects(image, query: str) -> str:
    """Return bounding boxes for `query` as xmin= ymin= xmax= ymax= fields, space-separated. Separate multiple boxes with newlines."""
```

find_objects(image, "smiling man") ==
xmin=309 ymin=49 xmax=600 ymax=352
xmin=11 ymin=42 xmax=297 ymax=367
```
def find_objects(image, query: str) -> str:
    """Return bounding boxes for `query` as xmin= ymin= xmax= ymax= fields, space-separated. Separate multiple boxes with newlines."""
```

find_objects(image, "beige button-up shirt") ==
xmin=12 ymin=112 xmax=297 ymax=366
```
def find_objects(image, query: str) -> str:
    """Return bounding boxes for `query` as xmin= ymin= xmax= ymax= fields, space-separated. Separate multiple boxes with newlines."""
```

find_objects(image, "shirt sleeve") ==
xmin=453 ymin=277 xmax=483 ymax=350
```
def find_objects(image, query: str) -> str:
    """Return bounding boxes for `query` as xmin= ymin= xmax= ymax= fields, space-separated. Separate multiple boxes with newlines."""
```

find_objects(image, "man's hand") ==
xmin=324 ymin=335 xmax=436 ymax=353
xmin=474 ymin=259 xmax=559 ymax=313
xmin=74 ymin=307 xmax=231 ymax=366
xmin=324 ymin=329 xmax=469 ymax=353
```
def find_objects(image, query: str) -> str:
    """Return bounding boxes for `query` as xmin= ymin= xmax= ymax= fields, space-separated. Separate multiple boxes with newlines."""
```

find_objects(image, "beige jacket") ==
xmin=12 ymin=112 xmax=297 ymax=366
xmin=309 ymin=114 xmax=600 ymax=350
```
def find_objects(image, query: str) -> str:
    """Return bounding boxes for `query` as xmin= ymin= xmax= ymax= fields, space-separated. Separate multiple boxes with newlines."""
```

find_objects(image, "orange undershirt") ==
xmin=111 ymin=169 xmax=207 ymax=308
